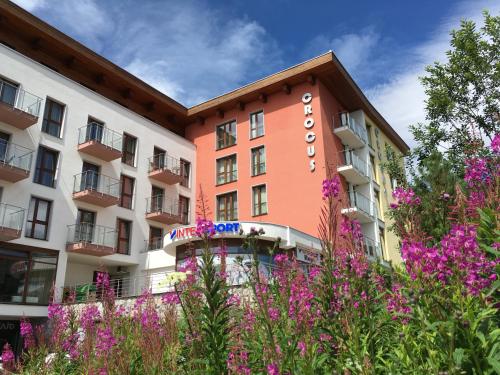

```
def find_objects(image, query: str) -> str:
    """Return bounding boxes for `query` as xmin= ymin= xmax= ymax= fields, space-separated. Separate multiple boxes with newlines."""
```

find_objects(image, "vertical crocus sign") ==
xmin=302 ymin=92 xmax=315 ymax=172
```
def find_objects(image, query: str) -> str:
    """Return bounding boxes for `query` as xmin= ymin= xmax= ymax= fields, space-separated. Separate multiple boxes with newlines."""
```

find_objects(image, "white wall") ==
xmin=0 ymin=45 xmax=196 ymax=314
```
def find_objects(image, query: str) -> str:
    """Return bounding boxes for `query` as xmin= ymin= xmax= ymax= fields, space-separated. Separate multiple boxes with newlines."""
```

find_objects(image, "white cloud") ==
xmin=11 ymin=0 xmax=46 ymax=11
xmin=308 ymin=29 xmax=380 ymax=75
xmin=366 ymin=0 xmax=500 ymax=148
xmin=14 ymin=0 xmax=282 ymax=106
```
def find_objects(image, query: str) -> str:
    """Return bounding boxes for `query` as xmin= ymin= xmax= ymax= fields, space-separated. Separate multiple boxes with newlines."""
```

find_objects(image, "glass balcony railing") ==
xmin=78 ymin=123 xmax=122 ymax=152
xmin=337 ymin=112 xmax=368 ymax=144
xmin=0 ymin=81 xmax=42 ymax=117
xmin=364 ymin=237 xmax=380 ymax=258
xmin=0 ymin=140 xmax=34 ymax=171
xmin=348 ymin=191 xmax=374 ymax=217
xmin=67 ymin=223 xmax=117 ymax=248
xmin=146 ymin=195 xmax=179 ymax=216
xmin=148 ymin=153 xmax=181 ymax=175
xmin=142 ymin=237 xmax=164 ymax=253
xmin=339 ymin=150 xmax=369 ymax=178
xmin=0 ymin=202 xmax=25 ymax=231
xmin=73 ymin=171 xmax=120 ymax=198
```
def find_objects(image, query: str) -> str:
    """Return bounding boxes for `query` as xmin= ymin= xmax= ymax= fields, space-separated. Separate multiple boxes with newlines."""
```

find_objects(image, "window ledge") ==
xmin=216 ymin=143 xmax=237 ymax=151
xmin=252 ymin=213 xmax=268 ymax=217
xmin=216 ymin=180 xmax=238 ymax=187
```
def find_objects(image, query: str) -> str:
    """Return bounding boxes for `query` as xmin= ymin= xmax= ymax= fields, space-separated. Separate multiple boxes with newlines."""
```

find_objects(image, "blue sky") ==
xmin=13 ymin=0 xmax=500 ymax=146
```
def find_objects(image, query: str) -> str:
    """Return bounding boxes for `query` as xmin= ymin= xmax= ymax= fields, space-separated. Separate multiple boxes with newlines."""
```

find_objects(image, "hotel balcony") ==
xmin=364 ymin=237 xmax=381 ymax=259
xmin=145 ymin=195 xmax=182 ymax=225
xmin=337 ymin=150 xmax=370 ymax=185
xmin=0 ymin=81 xmax=42 ymax=129
xmin=148 ymin=153 xmax=184 ymax=185
xmin=66 ymin=223 xmax=117 ymax=256
xmin=341 ymin=191 xmax=375 ymax=223
xmin=0 ymin=140 xmax=33 ymax=182
xmin=61 ymin=270 xmax=174 ymax=303
xmin=77 ymin=123 xmax=122 ymax=161
xmin=72 ymin=171 xmax=120 ymax=207
xmin=334 ymin=112 xmax=368 ymax=149
xmin=0 ymin=202 xmax=25 ymax=241
xmin=142 ymin=237 xmax=163 ymax=253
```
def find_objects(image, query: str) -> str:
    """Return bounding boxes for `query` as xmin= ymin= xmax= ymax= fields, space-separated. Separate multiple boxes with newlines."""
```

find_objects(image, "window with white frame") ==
xmin=250 ymin=111 xmax=264 ymax=138
xmin=252 ymin=184 xmax=267 ymax=216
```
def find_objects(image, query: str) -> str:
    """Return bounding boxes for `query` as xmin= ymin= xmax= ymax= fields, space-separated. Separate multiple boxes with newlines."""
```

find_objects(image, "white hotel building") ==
xmin=0 ymin=15 xmax=197 ymax=349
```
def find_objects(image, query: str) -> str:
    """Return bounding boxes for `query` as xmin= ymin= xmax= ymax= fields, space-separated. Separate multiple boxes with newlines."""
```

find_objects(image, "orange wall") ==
xmin=185 ymin=81 xmax=350 ymax=237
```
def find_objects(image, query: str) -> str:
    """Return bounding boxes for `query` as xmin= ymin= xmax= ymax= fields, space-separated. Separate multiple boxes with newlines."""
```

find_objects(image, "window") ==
xmin=84 ymin=117 xmax=104 ymax=143
xmin=34 ymin=146 xmax=58 ymax=187
xmin=80 ymin=161 xmax=99 ymax=191
xmin=119 ymin=175 xmax=135 ymax=209
xmin=379 ymin=228 xmax=386 ymax=259
xmin=250 ymin=111 xmax=264 ymax=138
xmin=251 ymin=146 xmax=266 ymax=176
xmin=150 ymin=186 xmax=164 ymax=212
xmin=216 ymin=155 xmax=237 ymax=185
xmin=180 ymin=159 xmax=191 ymax=187
xmin=0 ymin=131 xmax=10 ymax=163
xmin=370 ymin=155 xmax=377 ymax=181
xmin=26 ymin=197 xmax=52 ymax=240
xmin=374 ymin=190 xmax=381 ymax=218
xmin=151 ymin=147 xmax=165 ymax=170
xmin=179 ymin=196 xmax=190 ymax=225
xmin=252 ymin=185 xmax=267 ymax=216
xmin=216 ymin=120 xmax=236 ymax=149
xmin=217 ymin=192 xmax=237 ymax=221
xmin=76 ymin=209 xmax=95 ymax=243
xmin=116 ymin=219 xmax=131 ymax=255
xmin=148 ymin=226 xmax=163 ymax=251
xmin=0 ymin=247 xmax=57 ymax=305
xmin=0 ymin=78 xmax=18 ymax=106
xmin=366 ymin=124 xmax=373 ymax=148
xmin=42 ymin=99 xmax=65 ymax=138
xmin=122 ymin=133 xmax=137 ymax=166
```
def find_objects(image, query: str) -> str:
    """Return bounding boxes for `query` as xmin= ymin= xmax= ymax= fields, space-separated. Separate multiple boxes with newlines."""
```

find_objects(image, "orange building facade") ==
xmin=184 ymin=56 xmax=408 ymax=263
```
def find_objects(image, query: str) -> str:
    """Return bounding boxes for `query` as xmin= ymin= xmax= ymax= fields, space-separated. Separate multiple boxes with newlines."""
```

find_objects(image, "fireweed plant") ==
xmin=7 ymin=136 xmax=500 ymax=374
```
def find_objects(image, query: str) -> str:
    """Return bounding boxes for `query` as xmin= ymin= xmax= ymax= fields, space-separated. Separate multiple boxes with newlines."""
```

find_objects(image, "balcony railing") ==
xmin=0 ymin=140 xmax=33 ymax=182
xmin=62 ymin=271 xmax=176 ymax=303
xmin=338 ymin=150 xmax=370 ymax=184
xmin=340 ymin=151 xmax=369 ymax=176
xmin=0 ymin=202 xmax=25 ymax=241
xmin=0 ymin=81 xmax=42 ymax=117
xmin=334 ymin=112 xmax=368 ymax=148
xmin=142 ymin=237 xmax=164 ymax=253
xmin=66 ymin=223 xmax=117 ymax=256
xmin=147 ymin=153 xmax=183 ymax=184
xmin=77 ymin=123 xmax=122 ymax=161
xmin=364 ymin=237 xmax=380 ymax=258
xmin=145 ymin=195 xmax=182 ymax=224
xmin=0 ymin=81 xmax=42 ymax=129
xmin=348 ymin=191 xmax=373 ymax=216
xmin=72 ymin=171 xmax=120 ymax=207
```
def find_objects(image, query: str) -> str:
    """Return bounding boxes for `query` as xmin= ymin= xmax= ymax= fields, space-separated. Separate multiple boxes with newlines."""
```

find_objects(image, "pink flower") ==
xmin=195 ymin=217 xmax=215 ymax=238
xmin=95 ymin=327 xmax=117 ymax=357
xmin=267 ymin=363 xmax=279 ymax=375
xmin=392 ymin=187 xmax=420 ymax=207
xmin=297 ymin=341 xmax=306 ymax=357
xmin=322 ymin=175 xmax=341 ymax=199
xmin=464 ymin=158 xmax=492 ymax=188
xmin=2 ymin=343 xmax=16 ymax=370
xmin=491 ymin=133 xmax=500 ymax=154
xmin=162 ymin=292 xmax=180 ymax=305
xmin=20 ymin=319 xmax=35 ymax=350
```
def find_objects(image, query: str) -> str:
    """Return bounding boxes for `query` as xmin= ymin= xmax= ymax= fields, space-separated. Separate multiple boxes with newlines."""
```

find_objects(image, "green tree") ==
xmin=411 ymin=11 xmax=500 ymax=171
